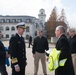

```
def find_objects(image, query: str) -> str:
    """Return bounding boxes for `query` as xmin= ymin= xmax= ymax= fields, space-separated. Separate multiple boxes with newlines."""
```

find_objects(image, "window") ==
xmin=40 ymin=23 xmax=43 ymax=27
xmin=0 ymin=26 xmax=3 ymax=31
xmin=41 ymin=12 xmax=43 ymax=14
xmin=6 ymin=26 xmax=9 ymax=31
xmin=36 ymin=23 xmax=38 ymax=28
xmin=11 ymin=26 xmax=15 ymax=31
xmin=26 ymin=27 xmax=29 ymax=32
xmin=26 ymin=19 xmax=29 ymax=23
xmin=41 ymin=17 xmax=43 ymax=19
xmin=29 ymin=19 xmax=32 ymax=22
xmin=12 ymin=19 xmax=16 ymax=23
xmin=17 ymin=19 xmax=22 ymax=22
xmin=6 ymin=19 xmax=10 ymax=23
xmin=6 ymin=34 xmax=9 ymax=38
xmin=1 ymin=19 xmax=5 ymax=22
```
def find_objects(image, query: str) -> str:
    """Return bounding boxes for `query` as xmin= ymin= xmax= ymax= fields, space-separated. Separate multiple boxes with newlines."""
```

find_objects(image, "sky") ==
xmin=0 ymin=0 xmax=76 ymax=28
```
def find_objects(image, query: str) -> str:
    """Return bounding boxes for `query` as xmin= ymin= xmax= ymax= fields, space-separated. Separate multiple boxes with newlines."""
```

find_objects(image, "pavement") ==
xmin=2 ymin=41 xmax=55 ymax=75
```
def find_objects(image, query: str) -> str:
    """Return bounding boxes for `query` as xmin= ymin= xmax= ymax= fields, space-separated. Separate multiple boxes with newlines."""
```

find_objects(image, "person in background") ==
xmin=0 ymin=31 xmax=9 ymax=75
xmin=9 ymin=22 xmax=27 ymax=75
xmin=32 ymin=28 xmax=49 ymax=75
xmin=28 ymin=35 xmax=32 ymax=48
xmin=5 ymin=47 xmax=10 ymax=67
xmin=55 ymin=25 xmax=75 ymax=75
xmin=68 ymin=28 xmax=76 ymax=75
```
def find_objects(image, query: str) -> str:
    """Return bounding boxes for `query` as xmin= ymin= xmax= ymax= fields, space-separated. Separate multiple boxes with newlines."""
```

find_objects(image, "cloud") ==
xmin=0 ymin=0 xmax=75 ymax=27
xmin=60 ymin=2 xmax=76 ymax=28
xmin=67 ymin=13 xmax=76 ymax=28
xmin=0 ymin=0 xmax=63 ymax=18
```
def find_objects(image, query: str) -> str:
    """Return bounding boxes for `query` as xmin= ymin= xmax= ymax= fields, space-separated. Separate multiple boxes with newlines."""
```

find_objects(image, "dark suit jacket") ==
xmin=55 ymin=34 xmax=75 ymax=75
xmin=32 ymin=36 xmax=49 ymax=54
xmin=69 ymin=35 xmax=76 ymax=54
xmin=29 ymin=36 xmax=32 ymax=43
xmin=0 ymin=41 xmax=6 ymax=65
xmin=9 ymin=33 xmax=27 ymax=68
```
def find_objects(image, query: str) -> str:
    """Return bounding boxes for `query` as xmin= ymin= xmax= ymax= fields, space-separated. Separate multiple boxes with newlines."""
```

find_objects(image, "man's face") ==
xmin=37 ymin=30 xmax=42 ymax=37
xmin=17 ymin=27 xmax=25 ymax=35
xmin=69 ymin=31 xmax=75 ymax=37
xmin=55 ymin=28 xmax=61 ymax=38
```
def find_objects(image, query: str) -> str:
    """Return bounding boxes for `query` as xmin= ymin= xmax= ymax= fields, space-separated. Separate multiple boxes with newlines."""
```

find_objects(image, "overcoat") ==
xmin=9 ymin=33 xmax=27 ymax=75
xmin=69 ymin=35 xmax=76 ymax=54
xmin=55 ymin=34 xmax=75 ymax=75
xmin=0 ymin=41 xmax=6 ymax=65
xmin=0 ymin=41 xmax=8 ymax=75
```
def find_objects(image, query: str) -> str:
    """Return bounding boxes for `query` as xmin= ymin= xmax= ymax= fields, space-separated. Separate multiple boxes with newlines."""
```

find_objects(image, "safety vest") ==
xmin=48 ymin=48 xmax=67 ymax=72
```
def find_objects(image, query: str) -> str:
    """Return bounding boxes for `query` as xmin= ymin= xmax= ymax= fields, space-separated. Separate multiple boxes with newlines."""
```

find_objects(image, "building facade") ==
xmin=0 ymin=9 xmax=46 ymax=40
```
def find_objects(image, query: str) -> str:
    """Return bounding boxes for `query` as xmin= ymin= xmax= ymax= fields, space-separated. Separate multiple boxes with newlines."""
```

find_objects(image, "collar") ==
xmin=58 ymin=33 xmax=65 ymax=39
xmin=17 ymin=33 xmax=22 ymax=37
xmin=38 ymin=36 xmax=43 ymax=39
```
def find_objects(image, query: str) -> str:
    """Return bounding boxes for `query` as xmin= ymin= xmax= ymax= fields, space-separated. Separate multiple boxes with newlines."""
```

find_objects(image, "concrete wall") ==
xmin=51 ymin=37 xmax=58 ymax=43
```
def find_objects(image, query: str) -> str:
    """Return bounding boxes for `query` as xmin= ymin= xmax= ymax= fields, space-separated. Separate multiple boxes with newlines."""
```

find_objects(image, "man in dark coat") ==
xmin=0 ymin=31 xmax=8 ymax=75
xmin=55 ymin=26 xmax=75 ymax=75
xmin=28 ymin=35 xmax=32 ymax=48
xmin=9 ymin=22 xmax=27 ymax=75
xmin=68 ymin=28 xmax=76 ymax=75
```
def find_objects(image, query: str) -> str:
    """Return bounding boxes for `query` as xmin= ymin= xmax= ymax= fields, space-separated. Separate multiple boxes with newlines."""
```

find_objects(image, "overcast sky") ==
xmin=0 ymin=0 xmax=76 ymax=28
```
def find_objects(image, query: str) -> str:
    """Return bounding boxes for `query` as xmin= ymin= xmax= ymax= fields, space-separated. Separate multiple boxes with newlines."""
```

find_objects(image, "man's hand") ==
xmin=6 ymin=52 xmax=10 ymax=58
xmin=46 ymin=57 xmax=49 ymax=61
xmin=14 ymin=64 xmax=20 ymax=72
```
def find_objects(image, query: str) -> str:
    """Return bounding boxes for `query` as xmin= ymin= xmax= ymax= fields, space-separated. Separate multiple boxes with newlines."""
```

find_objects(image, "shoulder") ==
xmin=42 ymin=36 xmax=47 ymax=40
xmin=60 ymin=34 xmax=67 ymax=40
xmin=71 ymin=35 xmax=76 ymax=42
xmin=33 ymin=37 xmax=39 ymax=42
xmin=73 ymin=35 xmax=76 ymax=39
xmin=0 ymin=40 xmax=4 ymax=45
xmin=59 ymin=35 xmax=68 ymax=43
xmin=43 ymin=36 xmax=47 ymax=38
xmin=10 ymin=34 xmax=18 ymax=42
xmin=34 ymin=36 xmax=38 ymax=39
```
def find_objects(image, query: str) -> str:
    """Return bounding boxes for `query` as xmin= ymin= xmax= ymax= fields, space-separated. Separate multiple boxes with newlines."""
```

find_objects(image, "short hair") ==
xmin=37 ymin=28 xmax=43 ymax=33
xmin=69 ymin=28 xmax=76 ymax=33
xmin=56 ymin=25 xmax=65 ymax=33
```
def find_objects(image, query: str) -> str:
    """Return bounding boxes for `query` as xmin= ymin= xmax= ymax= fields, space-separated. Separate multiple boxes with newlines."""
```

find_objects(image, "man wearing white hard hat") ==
xmin=9 ymin=22 xmax=27 ymax=75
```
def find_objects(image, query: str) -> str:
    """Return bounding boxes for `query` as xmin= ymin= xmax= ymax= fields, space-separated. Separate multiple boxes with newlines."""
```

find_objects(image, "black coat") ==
xmin=55 ymin=34 xmax=75 ymax=75
xmin=69 ymin=35 xmax=76 ymax=54
xmin=29 ymin=36 xmax=32 ymax=43
xmin=0 ymin=41 xmax=6 ymax=65
xmin=9 ymin=33 xmax=27 ymax=69
xmin=32 ymin=36 xmax=49 ymax=54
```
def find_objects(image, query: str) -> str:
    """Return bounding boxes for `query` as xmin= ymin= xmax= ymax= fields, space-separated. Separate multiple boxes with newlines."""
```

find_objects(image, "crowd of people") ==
xmin=0 ymin=22 xmax=76 ymax=75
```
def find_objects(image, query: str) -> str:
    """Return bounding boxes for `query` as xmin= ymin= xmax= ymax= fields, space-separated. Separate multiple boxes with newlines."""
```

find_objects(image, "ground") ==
xmin=1 ymin=41 xmax=55 ymax=75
